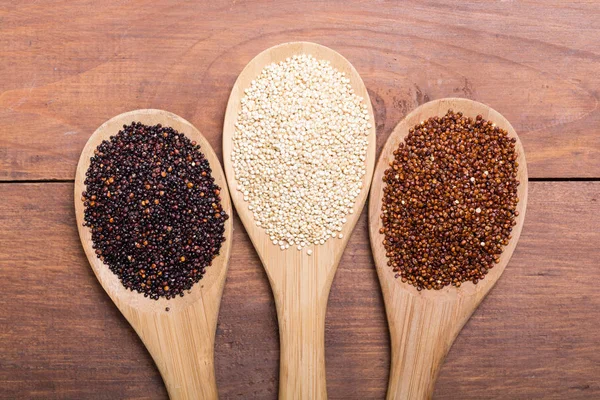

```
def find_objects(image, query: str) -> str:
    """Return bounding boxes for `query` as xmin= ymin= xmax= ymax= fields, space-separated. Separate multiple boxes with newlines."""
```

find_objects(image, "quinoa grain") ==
xmin=232 ymin=54 xmax=370 ymax=250
xmin=381 ymin=110 xmax=519 ymax=290
xmin=82 ymin=122 xmax=228 ymax=300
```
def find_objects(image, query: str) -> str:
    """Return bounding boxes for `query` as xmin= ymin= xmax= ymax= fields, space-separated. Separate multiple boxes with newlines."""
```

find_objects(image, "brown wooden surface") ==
xmin=1 ymin=0 xmax=600 ymax=399
xmin=1 ymin=182 xmax=599 ymax=399
xmin=1 ymin=1 xmax=600 ymax=180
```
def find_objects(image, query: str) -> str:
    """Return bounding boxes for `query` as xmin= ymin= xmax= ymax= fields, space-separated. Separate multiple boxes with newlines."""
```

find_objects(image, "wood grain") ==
xmin=1 ymin=1 xmax=599 ymax=180
xmin=368 ymin=98 xmax=528 ymax=399
xmin=1 ymin=182 xmax=598 ymax=399
xmin=222 ymin=42 xmax=376 ymax=399
xmin=73 ymin=110 xmax=233 ymax=399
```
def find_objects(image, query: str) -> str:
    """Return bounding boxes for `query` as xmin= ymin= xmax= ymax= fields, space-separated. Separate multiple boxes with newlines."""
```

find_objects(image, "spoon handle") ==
xmin=385 ymin=292 xmax=476 ymax=400
xmin=131 ymin=302 xmax=219 ymax=400
xmin=272 ymin=271 xmax=329 ymax=399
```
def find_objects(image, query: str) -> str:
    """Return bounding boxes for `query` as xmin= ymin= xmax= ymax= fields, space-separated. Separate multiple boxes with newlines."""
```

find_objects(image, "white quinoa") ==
xmin=232 ymin=54 xmax=370 ymax=250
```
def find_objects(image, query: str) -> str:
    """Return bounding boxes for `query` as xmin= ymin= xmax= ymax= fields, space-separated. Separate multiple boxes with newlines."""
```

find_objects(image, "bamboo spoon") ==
xmin=222 ymin=42 xmax=376 ymax=399
xmin=369 ymin=98 xmax=528 ymax=400
xmin=75 ymin=109 xmax=232 ymax=400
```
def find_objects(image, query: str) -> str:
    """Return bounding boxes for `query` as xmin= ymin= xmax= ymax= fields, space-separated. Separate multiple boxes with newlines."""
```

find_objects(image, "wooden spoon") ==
xmin=222 ymin=42 xmax=376 ymax=399
xmin=75 ymin=109 xmax=232 ymax=400
xmin=368 ymin=98 xmax=528 ymax=399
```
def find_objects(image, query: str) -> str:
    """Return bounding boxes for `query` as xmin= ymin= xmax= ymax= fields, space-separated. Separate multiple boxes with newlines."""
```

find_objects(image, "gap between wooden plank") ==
xmin=529 ymin=177 xmax=600 ymax=182
xmin=1 ymin=178 xmax=600 ymax=184
xmin=0 ymin=179 xmax=74 ymax=184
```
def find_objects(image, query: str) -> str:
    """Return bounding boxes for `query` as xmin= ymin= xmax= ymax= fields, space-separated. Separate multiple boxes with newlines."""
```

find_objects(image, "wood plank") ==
xmin=0 ymin=181 xmax=598 ymax=399
xmin=1 ymin=1 xmax=599 ymax=180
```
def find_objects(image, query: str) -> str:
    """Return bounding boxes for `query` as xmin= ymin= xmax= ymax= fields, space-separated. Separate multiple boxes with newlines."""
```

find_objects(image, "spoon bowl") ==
xmin=223 ymin=42 xmax=376 ymax=399
xmin=368 ymin=98 xmax=528 ymax=399
xmin=75 ymin=109 xmax=232 ymax=400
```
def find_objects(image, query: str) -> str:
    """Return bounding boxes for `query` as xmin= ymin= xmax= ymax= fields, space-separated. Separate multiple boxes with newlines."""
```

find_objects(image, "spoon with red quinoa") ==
xmin=75 ymin=109 xmax=232 ymax=399
xmin=369 ymin=98 xmax=528 ymax=399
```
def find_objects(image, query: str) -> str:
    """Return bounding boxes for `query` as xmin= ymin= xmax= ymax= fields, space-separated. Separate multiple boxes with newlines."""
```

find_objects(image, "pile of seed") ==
xmin=380 ymin=110 xmax=520 ymax=290
xmin=232 ymin=54 xmax=370 ymax=251
xmin=82 ymin=122 xmax=228 ymax=300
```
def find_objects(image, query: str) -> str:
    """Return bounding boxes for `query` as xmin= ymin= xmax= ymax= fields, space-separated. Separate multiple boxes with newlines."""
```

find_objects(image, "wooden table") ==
xmin=1 ymin=1 xmax=599 ymax=399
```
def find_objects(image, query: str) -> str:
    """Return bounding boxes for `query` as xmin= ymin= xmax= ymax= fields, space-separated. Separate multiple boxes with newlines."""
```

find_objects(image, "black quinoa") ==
xmin=82 ymin=122 xmax=228 ymax=300
xmin=380 ymin=110 xmax=519 ymax=290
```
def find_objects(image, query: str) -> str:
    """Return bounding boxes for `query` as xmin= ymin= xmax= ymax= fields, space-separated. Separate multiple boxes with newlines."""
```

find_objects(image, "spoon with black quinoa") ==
xmin=75 ymin=109 xmax=232 ymax=399
xmin=369 ymin=98 xmax=528 ymax=400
